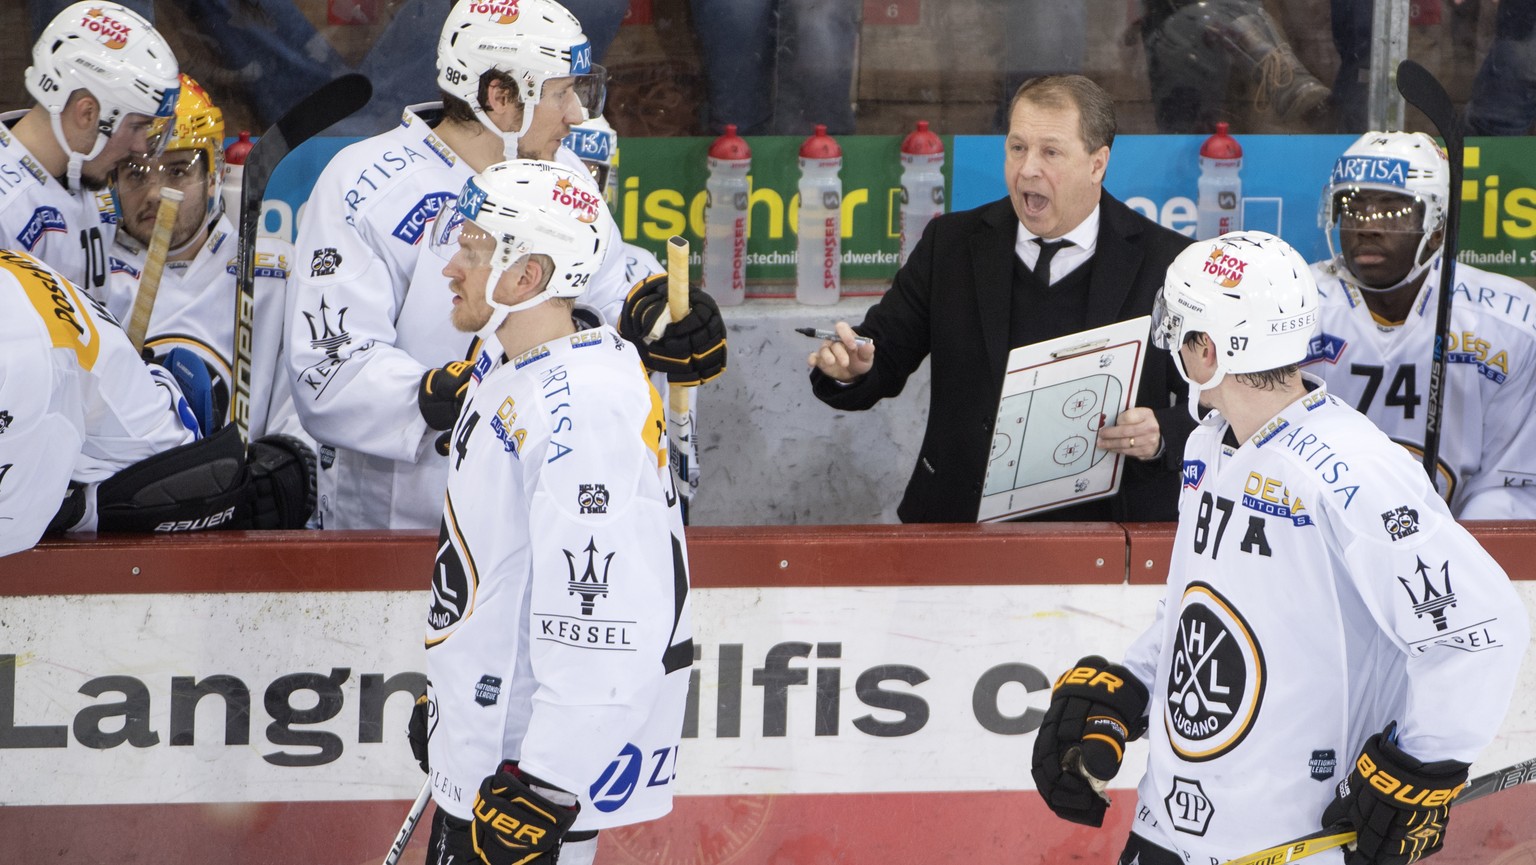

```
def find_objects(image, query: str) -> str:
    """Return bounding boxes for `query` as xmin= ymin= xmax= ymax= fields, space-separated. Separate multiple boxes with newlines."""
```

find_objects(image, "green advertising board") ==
xmin=616 ymin=135 xmax=946 ymax=297
xmin=613 ymin=135 xmax=1536 ymax=293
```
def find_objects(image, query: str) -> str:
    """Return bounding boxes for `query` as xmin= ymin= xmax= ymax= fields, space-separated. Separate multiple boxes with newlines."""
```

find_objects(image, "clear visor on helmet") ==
xmin=108 ymin=112 xmax=175 ymax=159
xmin=1151 ymin=290 xmax=1183 ymax=351
xmin=1325 ymin=188 xmax=1428 ymax=234
xmin=115 ymin=149 xmax=209 ymax=194
xmin=428 ymin=204 xmax=471 ymax=261
xmin=541 ymin=66 xmax=607 ymax=123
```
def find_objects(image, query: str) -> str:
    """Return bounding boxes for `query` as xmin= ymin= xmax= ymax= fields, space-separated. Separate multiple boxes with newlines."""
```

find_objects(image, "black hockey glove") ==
xmin=1321 ymin=723 xmax=1469 ymax=865
xmin=1031 ymin=655 xmax=1150 ymax=828
xmin=245 ymin=434 xmax=318 ymax=529
xmin=407 ymin=690 xmax=431 ymax=774
xmin=471 ymin=762 xmax=579 ymax=865
xmin=419 ymin=360 xmax=476 ymax=432
xmin=619 ymin=274 xmax=727 ymax=385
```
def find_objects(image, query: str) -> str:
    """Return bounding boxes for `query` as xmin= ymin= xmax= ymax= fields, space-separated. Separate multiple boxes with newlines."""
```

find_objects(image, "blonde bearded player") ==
xmin=1303 ymin=131 xmax=1536 ymax=517
xmin=410 ymin=160 xmax=692 ymax=865
xmin=1031 ymin=232 xmax=1527 ymax=865
xmin=1 ymin=1 xmax=178 ymax=292
xmin=100 ymin=74 xmax=306 ymax=443
xmin=286 ymin=0 xmax=724 ymax=530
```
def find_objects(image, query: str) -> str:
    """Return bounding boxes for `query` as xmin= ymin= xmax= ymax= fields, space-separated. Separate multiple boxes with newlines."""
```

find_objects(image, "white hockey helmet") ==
xmin=26 ymin=3 xmax=179 ymax=185
xmin=562 ymin=114 xmax=616 ymax=205
xmin=1154 ymin=230 xmax=1319 ymax=399
xmin=434 ymin=159 xmax=612 ymax=332
xmin=1319 ymin=131 xmax=1449 ymax=290
xmin=437 ymin=0 xmax=606 ymax=158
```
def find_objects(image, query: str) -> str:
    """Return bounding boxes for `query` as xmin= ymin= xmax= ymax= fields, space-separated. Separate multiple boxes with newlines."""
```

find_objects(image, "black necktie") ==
xmin=1033 ymin=237 xmax=1073 ymax=285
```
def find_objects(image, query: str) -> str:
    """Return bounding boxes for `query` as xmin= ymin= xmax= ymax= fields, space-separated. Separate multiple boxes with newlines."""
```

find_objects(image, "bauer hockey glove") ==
xmin=418 ymin=360 xmax=477 ymax=432
xmin=619 ymin=273 xmax=727 ymax=384
xmin=471 ymin=762 xmax=580 ymax=865
xmin=1321 ymin=723 xmax=1469 ymax=865
xmin=1031 ymin=655 xmax=1150 ymax=827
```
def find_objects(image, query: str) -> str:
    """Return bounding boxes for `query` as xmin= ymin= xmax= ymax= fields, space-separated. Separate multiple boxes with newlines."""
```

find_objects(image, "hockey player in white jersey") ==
xmin=1303 ymin=131 xmax=1536 ymax=518
xmin=0 ymin=248 xmax=317 ymax=558
xmin=286 ymin=0 xmax=725 ymax=529
xmin=1 ymin=2 xmax=179 ymax=292
xmin=101 ymin=75 xmax=305 ymax=443
xmin=1032 ymin=231 xmax=1528 ymax=865
xmin=409 ymin=160 xmax=692 ymax=865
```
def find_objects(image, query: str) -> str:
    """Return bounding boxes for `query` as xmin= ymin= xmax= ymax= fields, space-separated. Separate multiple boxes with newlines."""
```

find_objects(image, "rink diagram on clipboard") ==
xmin=977 ymin=321 xmax=1147 ymax=522
xmin=984 ymin=374 xmax=1124 ymax=495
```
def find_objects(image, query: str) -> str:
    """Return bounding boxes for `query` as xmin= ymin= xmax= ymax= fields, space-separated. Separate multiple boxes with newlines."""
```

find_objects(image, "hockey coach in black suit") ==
xmin=809 ymin=75 xmax=1194 ymax=523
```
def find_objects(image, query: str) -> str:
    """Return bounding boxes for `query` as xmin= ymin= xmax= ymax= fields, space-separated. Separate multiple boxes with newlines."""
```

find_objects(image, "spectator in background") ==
xmin=807 ymin=75 xmax=1193 ymax=523
xmin=1303 ymin=130 xmax=1536 ymax=518
xmin=690 ymin=0 xmax=861 ymax=134
xmin=997 ymin=1 xmax=1087 ymax=131
xmin=1464 ymin=0 xmax=1536 ymax=135
xmin=1140 ymin=0 xmax=1331 ymax=132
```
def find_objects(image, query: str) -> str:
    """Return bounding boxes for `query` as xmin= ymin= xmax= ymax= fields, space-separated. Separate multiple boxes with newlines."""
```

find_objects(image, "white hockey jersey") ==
xmin=423 ymin=324 xmax=692 ymax=832
xmin=285 ymin=104 xmax=632 ymax=529
xmin=100 ymin=216 xmax=305 ymax=441
xmin=0 ymin=120 xmax=117 ymax=293
xmin=1121 ymin=378 xmax=1528 ymax=863
xmin=1302 ymin=257 xmax=1536 ymax=517
xmin=0 ymin=249 xmax=198 ymax=558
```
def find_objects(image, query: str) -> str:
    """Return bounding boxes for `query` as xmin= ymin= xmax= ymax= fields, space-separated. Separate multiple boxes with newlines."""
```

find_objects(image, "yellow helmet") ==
xmin=170 ymin=74 xmax=225 ymax=191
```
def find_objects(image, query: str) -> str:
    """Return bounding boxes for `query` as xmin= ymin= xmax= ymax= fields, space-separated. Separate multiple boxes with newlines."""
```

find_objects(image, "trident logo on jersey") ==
xmin=1398 ymin=557 xmax=1457 ymax=631
xmin=566 ymin=537 xmax=613 ymax=615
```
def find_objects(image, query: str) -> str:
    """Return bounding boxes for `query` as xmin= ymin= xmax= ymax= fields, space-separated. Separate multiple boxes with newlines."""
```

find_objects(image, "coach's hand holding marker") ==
xmin=805 ymin=320 xmax=876 ymax=383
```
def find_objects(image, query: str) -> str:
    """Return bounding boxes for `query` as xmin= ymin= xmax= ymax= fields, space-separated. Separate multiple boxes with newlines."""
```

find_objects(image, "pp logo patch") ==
xmin=1166 ymin=582 xmax=1266 ymax=761
xmin=1164 ymin=777 xmax=1214 ymax=836
xmin=309 ymin=247 xmax=343 ymax=277
xmin=578 ymin=483 xmax=609 ymax=514
xmin=473 ymin=675 xmax=502 ymax=707
xmin=1310 ymin=749 xmax=1337 ymax=781
xmin=1382 ymin=505 xmax=1420 ymax=541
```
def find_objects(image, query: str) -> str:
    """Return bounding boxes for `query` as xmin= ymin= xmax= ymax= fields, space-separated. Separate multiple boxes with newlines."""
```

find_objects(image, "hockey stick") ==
xmin=1395 ymin=59 xmax=1463 ymax=489
xmin=381 ymin=777 xmax=433 ymax=865
xmin=231 ymin=73 xmax=372 ymax=442
xmin=665 ymin=235 xmax=694 ymax=521
xmin=124 ymin=187 xmax=184 ymax=354
xmin=1220 ymin=755 xmax=1536 ymax=865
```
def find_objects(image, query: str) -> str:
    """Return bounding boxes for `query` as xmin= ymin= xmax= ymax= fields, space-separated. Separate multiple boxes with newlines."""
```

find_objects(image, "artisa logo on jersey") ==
xmin=1166 ymin=583 xmax=1265 ymax=762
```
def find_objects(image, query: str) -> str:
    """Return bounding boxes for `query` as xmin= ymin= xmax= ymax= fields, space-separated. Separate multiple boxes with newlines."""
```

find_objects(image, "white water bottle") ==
xmin=1196 ymin=122 xmax=1243 ymax=240
xmin=899 ymin=120 xmax=945 ymax=266
xmin=796 ymin=124 xmax=842 ymax=306
xmin=702 ymin=124 xmax=751 ymax=306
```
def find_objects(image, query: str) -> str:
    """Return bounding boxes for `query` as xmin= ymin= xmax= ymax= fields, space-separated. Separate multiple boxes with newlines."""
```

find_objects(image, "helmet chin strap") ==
xmin=475 ymin=258 xmax=552 ymax=341
xmin=1171 ymin=345 xmax=1228 ymax=423
xmin=472 ymin=102 xmax=534 ymax=162
xmin=49 ymin=112 xmax=108 ymax=193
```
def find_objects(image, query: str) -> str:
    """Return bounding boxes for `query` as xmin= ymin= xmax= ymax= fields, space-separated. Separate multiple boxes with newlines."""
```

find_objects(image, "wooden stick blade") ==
xmin=125 ymin=186 xmax=186 ymax=354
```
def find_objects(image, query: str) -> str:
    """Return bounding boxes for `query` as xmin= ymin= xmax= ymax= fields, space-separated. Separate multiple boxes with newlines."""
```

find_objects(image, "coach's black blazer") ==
xmin=812 ymin=189 xmax=1195 ymax=523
